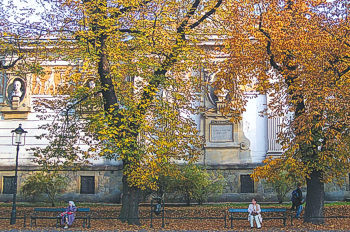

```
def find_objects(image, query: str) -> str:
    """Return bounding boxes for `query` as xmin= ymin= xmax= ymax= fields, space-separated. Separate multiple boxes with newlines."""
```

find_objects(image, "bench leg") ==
xmin=23 ymin=215 xmax=26 ymax=227
xmin=30 ymin=217 xmax=36 ymax=227
xmin=224 ymin=211 xmax=227 ymax=228
xmin=88 ymin=216 xmax=91 ymax=228
xmin=230 ymin=215 xmax=233 ymax=229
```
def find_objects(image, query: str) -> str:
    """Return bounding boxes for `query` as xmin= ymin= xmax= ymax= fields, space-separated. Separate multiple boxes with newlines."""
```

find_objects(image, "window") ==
xmin=0 ymin=72 xmax=8 ymax=103
xmin=240 ymin=174 xmax=254 ymax=193
xmin=80 ymin=176 xmax=95 ymax=194
xmin=3 ymin=176 xmax=15 ymax=194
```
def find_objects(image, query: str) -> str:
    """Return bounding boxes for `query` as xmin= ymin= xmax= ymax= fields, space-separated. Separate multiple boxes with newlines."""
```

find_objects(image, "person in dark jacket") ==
xmin=291 ymin=183 xmax=303 ymax=218
xmin=61 ymin=201 xmax=77 ymax=229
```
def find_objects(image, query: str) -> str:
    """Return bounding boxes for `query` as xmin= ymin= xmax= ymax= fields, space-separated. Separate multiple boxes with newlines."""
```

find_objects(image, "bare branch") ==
xmin=111 ymin=0 xmax=151 ymax=18
xmin=339 ymin=65 xmax=350 ymax=77
xmin=189 ymin=0 xmax=223 ymax=29
xmin=118 ymin=28 xmax=142 ymax=34
xmin=0 ymin=55 xmax=23 ymax=70
xmin=65 ymin=90 xmax=103 ymax=118
xmin=328 ymin=57 xmax=350 ymax=79
xmin=177 ymin=0 xmax=201 ymax=36
xmin=322 ymin=27 xmax=350 ymax=48
xmin=258 ymin=14 xmax=282 ymax=72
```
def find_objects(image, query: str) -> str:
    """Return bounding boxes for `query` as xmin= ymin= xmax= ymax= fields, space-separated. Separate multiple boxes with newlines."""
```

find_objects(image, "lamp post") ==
xmin=10 ymin=124 xmax=27 ymax=225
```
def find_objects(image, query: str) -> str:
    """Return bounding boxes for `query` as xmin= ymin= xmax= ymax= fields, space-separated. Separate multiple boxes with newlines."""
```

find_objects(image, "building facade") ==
xmin=0 ymin=61 xmax=349 ymax=203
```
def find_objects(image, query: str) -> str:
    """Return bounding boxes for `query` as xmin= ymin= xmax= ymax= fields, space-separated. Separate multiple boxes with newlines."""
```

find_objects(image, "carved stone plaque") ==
xmin=210 ymin=121 xmax=233 ymax=142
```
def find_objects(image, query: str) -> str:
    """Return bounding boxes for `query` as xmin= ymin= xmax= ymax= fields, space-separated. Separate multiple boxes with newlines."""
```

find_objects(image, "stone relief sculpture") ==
xmin=57 ymin=71 xmax=66 ymax=89
xmin=32 ymin=74 xmax=43 ymax=94
xmin=1 ymin=65 xmax=69 ymax=119
xmin=202 ymin=70 xmax=252 ymax=165
xmin=205 ymin=71 xmax=218 ymax=107
xmin=44 ymin=67 xmax=56 ymax=94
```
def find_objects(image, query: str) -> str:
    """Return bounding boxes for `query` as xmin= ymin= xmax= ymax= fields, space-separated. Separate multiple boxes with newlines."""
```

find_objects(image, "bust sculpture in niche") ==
xmin=0 ymin=77 xmax=31 ymax=119
xmin=8 ymin=78 xmax=26 ymax=107
xmin=11 ymin=80 xmax=23 ymax=99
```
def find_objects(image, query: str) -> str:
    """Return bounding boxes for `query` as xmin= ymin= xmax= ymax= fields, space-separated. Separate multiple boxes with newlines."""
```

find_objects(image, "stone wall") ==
xmin=0 ymin=166 xmax=123 ymax=203
xmin=0 ymin=165 xmax=349 ymax=203
xmin=205 ymin=166 xmax=350 ymax=203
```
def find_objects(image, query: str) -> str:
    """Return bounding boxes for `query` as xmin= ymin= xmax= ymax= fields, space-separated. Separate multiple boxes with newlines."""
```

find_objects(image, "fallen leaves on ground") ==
xmin=0 ymin=205 xmax=350 ymax=231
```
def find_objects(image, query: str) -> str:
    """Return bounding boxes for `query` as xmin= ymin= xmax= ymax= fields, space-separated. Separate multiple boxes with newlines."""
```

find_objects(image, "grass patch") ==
xmin=0 ymin=201 xmax=349 ymax=208
xmin=325 ymin=201 xmax=350 ymax=206
xmin=0 ymin=201 xmax=120 ymax=208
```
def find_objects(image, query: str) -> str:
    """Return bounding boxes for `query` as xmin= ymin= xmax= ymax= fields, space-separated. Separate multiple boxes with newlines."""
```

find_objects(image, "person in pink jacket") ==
xmin=61 ymin=201 xmax=77 ymax=229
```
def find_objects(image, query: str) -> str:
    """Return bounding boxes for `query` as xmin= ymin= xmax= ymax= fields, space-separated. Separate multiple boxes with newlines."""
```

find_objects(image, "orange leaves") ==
xmin=4 ymin=204 xmax=350 ymax=230
xmin=219 ymin=0 xmax=350 ymax=183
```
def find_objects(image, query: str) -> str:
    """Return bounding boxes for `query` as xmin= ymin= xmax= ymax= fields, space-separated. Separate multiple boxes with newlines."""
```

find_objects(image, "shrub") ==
xmin=167 ymin=165 xmax=225 ymax=205
xmin=262 ymin=171 xmax=298 ymax=204
xmin=21 ymin=171 xmax=68 ymax=206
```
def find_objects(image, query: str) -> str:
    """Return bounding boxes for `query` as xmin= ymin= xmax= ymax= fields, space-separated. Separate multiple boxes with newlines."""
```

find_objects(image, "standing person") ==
xmin=248 ymin=198 xmax=262 ymax=229
xmin=291 ymin=183 xmax=303 ymax=218
xmin=61 ymin=201 xmax=77 ymax=229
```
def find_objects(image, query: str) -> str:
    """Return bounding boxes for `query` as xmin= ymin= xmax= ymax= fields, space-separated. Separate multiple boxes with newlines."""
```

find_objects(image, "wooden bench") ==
xmin=30 ymin=207 xmax=91 ymax=228
xmin=228 ymin=208 xmax=287 ymax=228
xmin=0 ymin=215 xmax=27 ymax=227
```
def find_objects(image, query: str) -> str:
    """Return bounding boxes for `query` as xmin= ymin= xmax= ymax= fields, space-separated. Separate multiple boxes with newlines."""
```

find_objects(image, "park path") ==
xmin=1 ymin=230 xmax=347 ymax=232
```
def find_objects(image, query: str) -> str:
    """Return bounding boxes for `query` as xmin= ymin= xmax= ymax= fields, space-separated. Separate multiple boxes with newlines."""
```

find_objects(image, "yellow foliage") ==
xmin=220 ymin=0 xmax=350 ymax=183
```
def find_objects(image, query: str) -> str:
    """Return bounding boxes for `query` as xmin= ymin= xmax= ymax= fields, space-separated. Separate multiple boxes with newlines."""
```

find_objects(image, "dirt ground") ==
xmin=0 ymin=204 xmax=349 ymax=231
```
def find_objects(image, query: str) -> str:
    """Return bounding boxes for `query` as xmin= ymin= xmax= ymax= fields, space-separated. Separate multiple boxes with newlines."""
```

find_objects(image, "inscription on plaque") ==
xmin=210 ymin=122 xmax=233 ymax=142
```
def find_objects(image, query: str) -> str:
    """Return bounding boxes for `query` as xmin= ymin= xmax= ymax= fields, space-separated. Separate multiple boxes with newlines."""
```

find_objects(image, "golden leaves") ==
xmin=219 ymin=0 xmax=350 ymax=182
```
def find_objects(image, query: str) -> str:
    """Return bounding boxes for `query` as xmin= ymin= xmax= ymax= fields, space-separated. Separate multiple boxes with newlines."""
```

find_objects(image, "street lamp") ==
xmin=10 ymin=124 xmax=27 ymax=225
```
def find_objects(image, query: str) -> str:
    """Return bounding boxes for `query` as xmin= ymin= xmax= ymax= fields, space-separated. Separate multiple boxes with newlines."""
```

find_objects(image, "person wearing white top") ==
xmin=248 ymin=198 xmax=262 ymax=229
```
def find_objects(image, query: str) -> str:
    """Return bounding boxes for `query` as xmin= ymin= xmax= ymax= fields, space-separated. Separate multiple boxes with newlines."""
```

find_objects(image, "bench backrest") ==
xmin=34 ymin=208 xmax=90 ymax=212
xmin=228 ymin=208 xmax=286 ymax=213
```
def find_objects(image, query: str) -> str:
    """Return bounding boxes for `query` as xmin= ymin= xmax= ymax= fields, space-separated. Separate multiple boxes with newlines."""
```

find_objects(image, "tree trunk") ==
xmin=186 ymin=194 xmax=191 ymax=206
xmin=277 ymin=195 xmax=283 ymax=204
xmin=47 ymin=191 xmax=55 ymax=206
xmin=304 ymin=170 xmax=324 ymax=224
xmin=119 ymin=175 xmax=142 ymax=225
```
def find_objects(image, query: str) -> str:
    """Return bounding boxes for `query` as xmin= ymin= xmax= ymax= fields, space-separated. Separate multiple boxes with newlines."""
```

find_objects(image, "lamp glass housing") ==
xmin=11 ymin=124 xmax=27 ymax=146
xmin=14 ymin=133 xmax=22 ymax=144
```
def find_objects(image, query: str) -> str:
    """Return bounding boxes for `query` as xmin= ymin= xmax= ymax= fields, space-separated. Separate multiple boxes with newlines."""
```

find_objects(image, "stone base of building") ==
xmin=0 ymin=164 xmax=349 ymax=203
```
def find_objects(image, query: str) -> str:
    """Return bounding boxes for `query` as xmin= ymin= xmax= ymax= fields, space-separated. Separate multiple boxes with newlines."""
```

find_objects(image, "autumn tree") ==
xmin=0 ymin=2 xmax=22 ymax=71
xmin=8 ymin=0 xmax=227 ymax=225
xmin=219 ymin=0 xmax=350 ymax=224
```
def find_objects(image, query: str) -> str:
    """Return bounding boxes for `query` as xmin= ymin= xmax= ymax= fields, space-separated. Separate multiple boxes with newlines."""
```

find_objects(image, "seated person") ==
xmin=248 ymin=198 xmax=262 ymax=229
xmin=61 ymin=201 xmax=77 ymax=229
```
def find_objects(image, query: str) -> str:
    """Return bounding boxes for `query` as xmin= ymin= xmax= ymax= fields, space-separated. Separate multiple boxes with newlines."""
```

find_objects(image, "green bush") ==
xmin=167 ymin=165 xmax=225 ymax=205
xmin=21 ymin=171 xmax=68 ymax=206
xmin=262 ymin=171 xmax=300 ymax=204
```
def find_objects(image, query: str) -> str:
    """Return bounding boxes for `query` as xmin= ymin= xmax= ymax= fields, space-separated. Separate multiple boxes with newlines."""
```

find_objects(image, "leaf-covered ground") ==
xmin=0 ymin=204 xmax=350 ymax=231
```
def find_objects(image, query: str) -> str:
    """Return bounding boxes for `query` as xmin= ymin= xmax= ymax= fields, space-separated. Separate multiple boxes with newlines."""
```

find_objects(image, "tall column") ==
xmin=267 ymin=116 xmax=282 ymax=156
